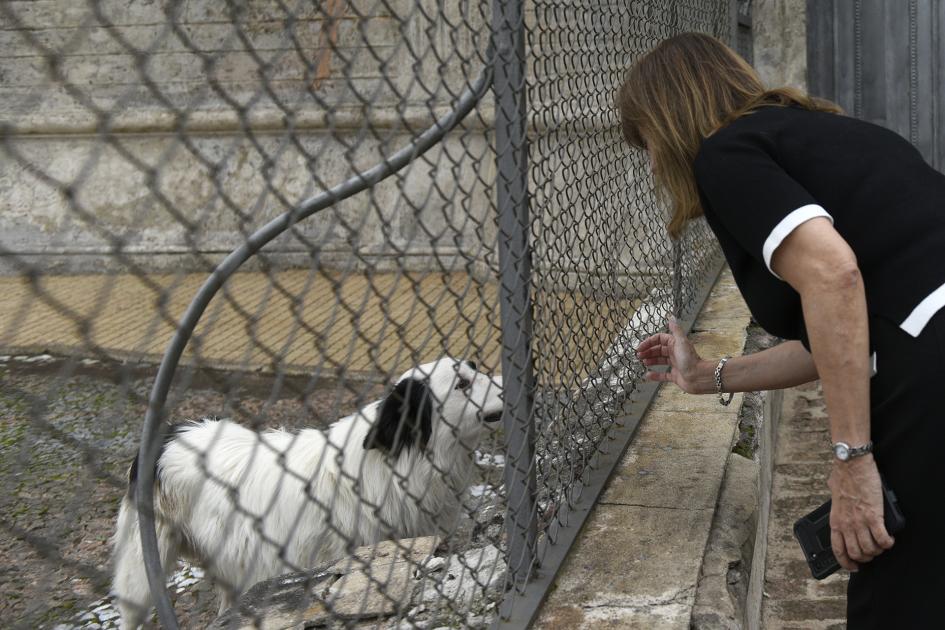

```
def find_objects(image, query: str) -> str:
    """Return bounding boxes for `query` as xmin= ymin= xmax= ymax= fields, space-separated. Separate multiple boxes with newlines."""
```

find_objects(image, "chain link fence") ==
xmin=0 ymin=1 xmax=734 ymax=628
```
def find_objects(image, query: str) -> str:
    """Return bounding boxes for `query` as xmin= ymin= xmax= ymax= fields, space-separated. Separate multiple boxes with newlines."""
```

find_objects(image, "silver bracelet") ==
xmin=714 ymin=356 xmax=734 ymax=406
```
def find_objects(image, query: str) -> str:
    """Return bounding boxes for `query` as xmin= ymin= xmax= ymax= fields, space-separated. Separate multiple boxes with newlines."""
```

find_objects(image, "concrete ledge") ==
xmin=745 ymin=388 xmax=783 ymax=629
xmin=692 ymin=452 xmax=760 ymax=630
xmin=535 ymin=269 xmax=753 ymax=628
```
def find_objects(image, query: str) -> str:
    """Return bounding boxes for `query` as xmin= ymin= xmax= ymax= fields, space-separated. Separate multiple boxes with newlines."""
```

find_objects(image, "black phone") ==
xmin=792 ymin=475 xmax=906 ymax=580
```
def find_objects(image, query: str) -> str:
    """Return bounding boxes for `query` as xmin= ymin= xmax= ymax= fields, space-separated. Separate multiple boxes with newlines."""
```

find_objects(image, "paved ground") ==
xmin=0 ymin=270 xmax=504 ymax=377
xmin=535 ymin=268 xmax=754 ymax=629
xmin=0 ymin=270 xmax=636 ymax=382
xmin=762 ymin=382 xmax=848 ymax=629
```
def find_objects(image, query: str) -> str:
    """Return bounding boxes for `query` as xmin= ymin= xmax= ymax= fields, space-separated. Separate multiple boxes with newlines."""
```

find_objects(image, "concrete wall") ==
xmin=1 ymin=0 xmax=732 ymax=296
xmin=1 ymin=0 xmax=497 ymax=275
xmin=751 ymin=0 xmax=807 ymax=89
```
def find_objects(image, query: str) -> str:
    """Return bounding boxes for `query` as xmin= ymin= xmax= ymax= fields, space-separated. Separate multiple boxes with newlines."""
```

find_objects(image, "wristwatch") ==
xmin=832 ymin=441 xmax=873 ymax=462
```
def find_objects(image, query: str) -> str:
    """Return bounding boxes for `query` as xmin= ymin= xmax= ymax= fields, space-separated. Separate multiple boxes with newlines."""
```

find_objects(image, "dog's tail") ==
xmin=112 ymin=442 xmax=183 ymax=629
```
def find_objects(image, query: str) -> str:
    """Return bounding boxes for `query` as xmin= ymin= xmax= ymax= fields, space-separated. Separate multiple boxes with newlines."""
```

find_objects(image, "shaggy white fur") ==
xmin=111 ymin=358 xmax=503 ymax=629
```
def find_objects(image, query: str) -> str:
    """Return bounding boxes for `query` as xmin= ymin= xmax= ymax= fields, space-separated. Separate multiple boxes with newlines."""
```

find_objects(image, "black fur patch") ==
xmin=363 ymin=378 xmax=433 ymax=456
xmin=127 ymin=422 xmax=191 ymax=498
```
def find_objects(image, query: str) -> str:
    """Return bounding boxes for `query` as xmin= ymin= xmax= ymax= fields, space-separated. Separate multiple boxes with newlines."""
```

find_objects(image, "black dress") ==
xmin=693 ymin=105 xmax=945 ymax=628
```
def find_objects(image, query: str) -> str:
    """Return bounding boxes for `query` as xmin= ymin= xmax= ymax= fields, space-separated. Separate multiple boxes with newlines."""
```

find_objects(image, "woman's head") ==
xmin=617 ymin=32 xmax=841 ymax=238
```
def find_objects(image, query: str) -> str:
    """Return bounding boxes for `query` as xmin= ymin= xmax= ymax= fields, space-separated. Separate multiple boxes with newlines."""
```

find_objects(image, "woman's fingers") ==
xmin=854 ymin=527 xmax=880 ymax=559
xmin=637 ymin=320 xmax=694 ymax=391
xmin=850 ymin=518 xmax=895 ymax=562
xmin=831 ymin=516 xmax=883 ymax=566
xmin=638 ymin=319 xmax=687 ymax=357
xmin=638 ymin=317 xmax=703 ymax=393
xmin=870 ymin=520 xmax=895 ymax=550
xmin=640 ymin=333 xmax=675 ymax=383
xmin=638 ymin=345 xmax=668 ymax=360
xmin=830 ymin=529 xmax=860 ymax=572
xmin=636 ymin=331 xmax=665 ymax=349
xmin=827 ymin=457 xmax=891 ymax=571
xmin=644 ymin=369 xmax=674 ymax=383
xmin=642 ymin=358 xmax=668 ymax=369
xmin=637 ymin=334 xmax=673 ymax=362
xmin=637 ymin=332 xmax=670 ymax=352
xmin=841 ymin=529 xmax=864 ymax=562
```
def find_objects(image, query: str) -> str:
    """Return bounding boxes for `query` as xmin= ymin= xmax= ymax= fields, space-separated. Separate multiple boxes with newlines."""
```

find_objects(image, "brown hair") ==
xmin=616 ymin=32 xmax=842 ymax=238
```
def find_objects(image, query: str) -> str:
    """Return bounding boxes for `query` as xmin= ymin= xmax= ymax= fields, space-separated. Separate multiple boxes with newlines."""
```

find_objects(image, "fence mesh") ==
xmin=0 ymin=1 xmax=730 ymax=628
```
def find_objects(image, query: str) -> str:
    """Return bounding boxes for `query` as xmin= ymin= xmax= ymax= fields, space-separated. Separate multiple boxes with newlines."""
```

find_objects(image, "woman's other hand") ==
xmin=635 ymin=317 xmax=707 ymax=394
xmin=828 ymin=453 xmax=896 ymax=571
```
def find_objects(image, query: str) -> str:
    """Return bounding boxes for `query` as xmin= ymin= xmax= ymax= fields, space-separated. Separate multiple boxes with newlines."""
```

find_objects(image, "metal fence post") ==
xmin=491 ymin=0 xmax=538 ymax=591
xmin=673 ymin=237 xmax=683 ymax=318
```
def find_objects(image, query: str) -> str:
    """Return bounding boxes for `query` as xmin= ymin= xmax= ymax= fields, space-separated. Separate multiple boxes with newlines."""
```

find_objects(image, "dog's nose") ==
xmin=483 ymin=411 xmax=503 ymax=423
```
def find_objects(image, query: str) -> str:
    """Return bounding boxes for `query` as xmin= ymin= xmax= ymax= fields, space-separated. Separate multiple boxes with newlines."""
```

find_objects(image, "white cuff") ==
xmin=763 ymin=204 xmax=834 ymax=279
xmin=900 ymin=281 xmax=945 ymax=337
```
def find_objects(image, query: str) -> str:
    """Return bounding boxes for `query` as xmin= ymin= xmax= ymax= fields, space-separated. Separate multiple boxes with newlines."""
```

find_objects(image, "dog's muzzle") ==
xmin=482 ymin=411 xmax=503 ymax=423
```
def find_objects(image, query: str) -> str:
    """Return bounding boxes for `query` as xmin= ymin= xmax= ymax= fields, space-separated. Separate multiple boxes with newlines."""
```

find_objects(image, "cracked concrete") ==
xmin=534 ymin=270 xmax=752 ymax=629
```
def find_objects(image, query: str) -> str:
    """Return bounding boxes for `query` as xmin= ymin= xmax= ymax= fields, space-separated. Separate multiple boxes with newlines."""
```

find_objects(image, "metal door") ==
xmin=807 ymin=0 xmax=945 ymax=171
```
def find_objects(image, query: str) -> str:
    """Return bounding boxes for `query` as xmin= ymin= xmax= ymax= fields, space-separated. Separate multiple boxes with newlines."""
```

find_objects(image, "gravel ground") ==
xmin=0 ymin=356 xmax=390 ymax=629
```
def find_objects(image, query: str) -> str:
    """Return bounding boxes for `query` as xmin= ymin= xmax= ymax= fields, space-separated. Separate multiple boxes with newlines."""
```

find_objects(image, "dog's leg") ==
xmin=112 ymin=497 xmax=181 ymax=630
xmin=217 ymin=588 xmax=235 ymax=618
xmin=112 ymin=497 xmax=151 ymax=630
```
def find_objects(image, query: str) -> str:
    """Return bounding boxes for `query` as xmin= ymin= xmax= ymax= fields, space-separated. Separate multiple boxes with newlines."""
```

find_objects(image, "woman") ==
xmin=620 ymin=33 xmax=945 ymax=627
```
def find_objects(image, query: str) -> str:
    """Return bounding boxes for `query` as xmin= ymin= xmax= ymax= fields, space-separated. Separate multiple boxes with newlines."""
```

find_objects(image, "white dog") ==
xmin=111 ymin=358 xmax=503 ymax=629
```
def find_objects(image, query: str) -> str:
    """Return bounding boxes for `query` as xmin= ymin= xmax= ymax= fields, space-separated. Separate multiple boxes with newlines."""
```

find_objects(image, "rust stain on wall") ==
xmin=312 ymin=0 xmax=347 ymax=90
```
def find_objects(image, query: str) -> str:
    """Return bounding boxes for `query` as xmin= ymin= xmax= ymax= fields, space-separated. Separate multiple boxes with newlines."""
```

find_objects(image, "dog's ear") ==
xmin=363 ymin=377 xmax=433 ymax=456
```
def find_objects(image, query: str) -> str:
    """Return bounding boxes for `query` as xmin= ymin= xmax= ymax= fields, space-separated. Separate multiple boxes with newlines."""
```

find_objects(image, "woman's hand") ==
xmin=828 ymin=453 xmax=895 ymax=571
xmin=635 ymin=317 xmax=707 ymax=394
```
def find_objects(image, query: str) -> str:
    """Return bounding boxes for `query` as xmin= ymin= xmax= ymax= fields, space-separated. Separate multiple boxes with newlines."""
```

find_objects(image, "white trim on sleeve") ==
xmin=762 ymin=204 xmax=834 ymax=279
xmin=900 ymin=281 xmax=945 ymax=337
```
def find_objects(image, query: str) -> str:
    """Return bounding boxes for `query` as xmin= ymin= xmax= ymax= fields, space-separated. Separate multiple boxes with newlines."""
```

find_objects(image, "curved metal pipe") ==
xmin=135 ymin=54 xmax=493 ymax=629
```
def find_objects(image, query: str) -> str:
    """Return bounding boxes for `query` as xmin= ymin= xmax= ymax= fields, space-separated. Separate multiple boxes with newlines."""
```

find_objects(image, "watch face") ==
xmin=834 ymin=443 xmax=850 ymax=460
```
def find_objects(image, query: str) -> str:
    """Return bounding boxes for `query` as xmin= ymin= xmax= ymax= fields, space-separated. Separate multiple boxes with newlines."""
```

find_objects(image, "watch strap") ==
xmin=848 ymin=441 xmax=873 ymax=458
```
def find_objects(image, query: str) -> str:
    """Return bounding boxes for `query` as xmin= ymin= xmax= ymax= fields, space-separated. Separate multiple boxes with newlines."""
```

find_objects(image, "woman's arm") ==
xmin=636 ymin=217 xmax=894 ymax=571
xmin=772 ymin=217 xmax=894 ymax=571
xmin=773 ymin=218 xmax=871 ymax=453
xmin=637 ymin=332 xmax=817 ymax=394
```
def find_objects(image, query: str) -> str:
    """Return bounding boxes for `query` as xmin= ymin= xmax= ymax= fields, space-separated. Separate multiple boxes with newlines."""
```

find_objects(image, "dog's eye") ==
xmin=455 ymin=376 xmax=472 ymax=391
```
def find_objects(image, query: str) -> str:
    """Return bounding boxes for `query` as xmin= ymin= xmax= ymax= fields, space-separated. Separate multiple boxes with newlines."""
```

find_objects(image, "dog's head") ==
xmin=362 ymin=358 xmax=503 ymax=456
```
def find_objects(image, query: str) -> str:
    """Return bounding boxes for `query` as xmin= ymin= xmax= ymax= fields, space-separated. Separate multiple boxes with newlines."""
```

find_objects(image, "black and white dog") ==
xmin=111 ymin=359 xmax=503 ymax=629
